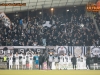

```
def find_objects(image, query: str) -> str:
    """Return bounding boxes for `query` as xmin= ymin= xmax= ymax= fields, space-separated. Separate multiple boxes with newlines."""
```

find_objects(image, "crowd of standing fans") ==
xmin=0 ymin=7 xmax=100 ymax=46
xmin=95 ymin=13 xmax=100 ymax=31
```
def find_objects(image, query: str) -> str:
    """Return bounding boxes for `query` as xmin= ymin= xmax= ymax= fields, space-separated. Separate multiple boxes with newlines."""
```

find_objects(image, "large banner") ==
xmin=0 ymin=46 xmax=45 ymax=57
xmin=13 ymin=46 xmax=45 ymax=55
xmin=52 ymin=46 xmax=89 ymax=56
xmin=74 ymin=46 xmax=83 ymax=57
xmin=1 ymin=46 xmax=100 ymax=58
xmin=0 ymin=46 xmax=14 ymax=57
xmin=56 ymin=46 xmax=68 ymax=55
xmin=90 ymin=46 xmax=100 ymax=57
xmin=74 ymin=46 xmax=88 ymax=57
xmin=55 ymin=46 xmax=88 ymax=57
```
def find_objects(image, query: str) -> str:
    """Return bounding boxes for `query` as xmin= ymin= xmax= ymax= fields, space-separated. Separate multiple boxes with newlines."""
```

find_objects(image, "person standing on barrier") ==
xmin=93 ymin=55 xmax=98 ymax=70
xmin=71 ymin=55 xmax=77 ymax=70
xmin=86 ymin=55 xmax=91 ymax=70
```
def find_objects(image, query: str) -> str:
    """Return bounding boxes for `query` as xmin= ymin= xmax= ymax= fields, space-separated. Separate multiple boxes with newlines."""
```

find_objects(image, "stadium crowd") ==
xmin=0 ymin=7 xmax=100 ymax=46
xmin=95 ymin=13 xmax=100 ymax=30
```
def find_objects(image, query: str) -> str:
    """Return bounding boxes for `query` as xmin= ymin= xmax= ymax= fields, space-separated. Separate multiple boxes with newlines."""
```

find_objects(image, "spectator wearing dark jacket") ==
xmin=86 ymin=55 xmax=91 ymax=70
xmin=39 ymin=54 xmax=44 ymax=70
xmin=71 ymin=55 xmax=77 ymax=70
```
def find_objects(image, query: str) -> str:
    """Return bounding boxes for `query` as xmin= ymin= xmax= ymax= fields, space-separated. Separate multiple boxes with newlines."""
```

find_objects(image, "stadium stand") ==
xmin=95 ymin=13 xmax=100 ymax=30
xmin=0 ymin=7 xmax=100 ymax=46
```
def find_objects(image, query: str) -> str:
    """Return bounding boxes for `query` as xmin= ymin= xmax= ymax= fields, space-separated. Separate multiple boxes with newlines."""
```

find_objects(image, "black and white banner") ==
xmin=74 ymin=46 xmax=87 ymax=57
xmin=90 ymin=46 xmax=100 ymax=57
xmin=56 ymin=46 xmax=87 ymax=56
xmin=1 ymin=46 xmax=98 ymax=58
xmin=68 ymin=46 xmax=74 ymax=56
xmin=56 ymin=46 xmax=68 ymax=55
xmin=13 ymin=46 xmax=45 ymax=55
xmin=0 ymin=46 xmax=45 ymax=57
xmin=0 ymin=46 xmax=14 ymax=57
xmin=74 ymin=46 xmax=83 ymax=57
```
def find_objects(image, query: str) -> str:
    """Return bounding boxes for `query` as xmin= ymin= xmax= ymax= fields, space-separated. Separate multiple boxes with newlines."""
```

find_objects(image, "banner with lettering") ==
xmin=13 ymin=46 xmax=45 ymax=55
xmin=0 ymin=46 xmax=14 ymax=57
xmin=0 ymin=46 xmax=45 ymax=57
